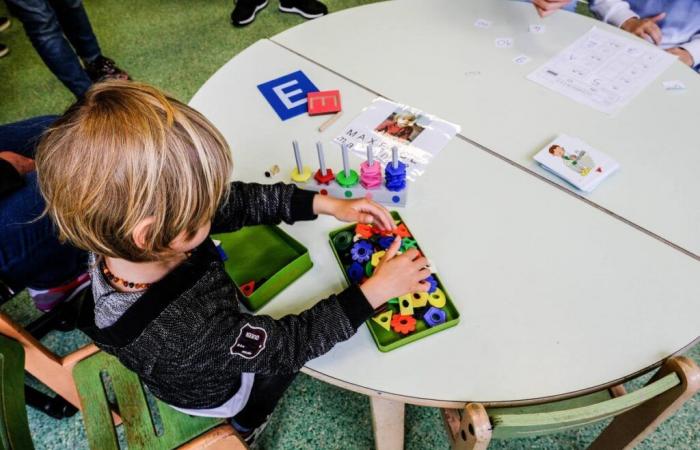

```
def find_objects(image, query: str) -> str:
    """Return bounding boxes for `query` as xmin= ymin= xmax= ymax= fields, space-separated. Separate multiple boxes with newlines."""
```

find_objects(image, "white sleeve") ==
xmin=590 ymin=0 xmax=639 ymax=27
xmin=680 ymin=34 xmax=700 ymax=68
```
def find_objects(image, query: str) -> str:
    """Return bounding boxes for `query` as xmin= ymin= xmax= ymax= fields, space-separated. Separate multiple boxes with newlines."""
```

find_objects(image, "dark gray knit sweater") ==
xmin=78 ymin=182 xmax=373 ymax=409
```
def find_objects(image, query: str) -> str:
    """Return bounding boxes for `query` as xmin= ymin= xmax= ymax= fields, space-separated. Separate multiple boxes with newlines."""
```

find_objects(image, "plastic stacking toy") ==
xmin=313 ymin=142 xmax=335 ymax=185
xmin=378 ymin=236 xmax=397 ymax=250
xmin=350 ymin=240 xmax=373 ymax=263
xmin=424 ymin=275 xmax=438 ymax=293
xmin=391 ymin=314 xmax=417 ymax=335
xmin=239 ymin=280 xmax=255 ymax=297
xmin=360 ymin=145 xmax=382 ymax=189
xmin=290 ymin=140 xmax=312 ymax=183
xmin=410 ymin=292 xmax=429 ymax=308
xmin=423 ymin=307 xmax=447 ymax=327
xmin=385 ymin=147 xmax=407 ymax=192
xmin=290 ymin=141 xmax=409 ymax=206
xmin=355 ymin=223 xmax=373 ymax=239
xmin=428 ymin=288 xmax=446 ymax=308
xmin=398 ymin=295 xmax=414 ymax=316
xmin=372 ymin=310 xmax=393 ymax=331
xmin=347 ymin=262 xmax=364 ymax=284
xmin=332 ymin=230 xmax=354 ymax=251
xmin=370 ymin=250 xmax=386 ymax=267
xmin=329 ymin=212 xmax=460 ymax=352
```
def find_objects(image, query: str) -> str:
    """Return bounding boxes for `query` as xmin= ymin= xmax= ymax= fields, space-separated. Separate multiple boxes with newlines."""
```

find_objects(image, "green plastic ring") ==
xmin=336 ymin=169 xmax=359 ymax=188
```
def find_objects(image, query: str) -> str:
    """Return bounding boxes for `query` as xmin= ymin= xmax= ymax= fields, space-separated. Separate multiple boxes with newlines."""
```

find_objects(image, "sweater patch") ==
xmin=230 ymin=324 xmax=267 ymax=359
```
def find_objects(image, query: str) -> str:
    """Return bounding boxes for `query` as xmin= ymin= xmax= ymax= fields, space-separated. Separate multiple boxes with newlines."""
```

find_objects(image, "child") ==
xmin=375 ymin=112 xmax=418 ymax=142
xmin=549 ymin=144 xmax=595 ymax=176
xmin=36 ymin=81 xmax=430 ymax=444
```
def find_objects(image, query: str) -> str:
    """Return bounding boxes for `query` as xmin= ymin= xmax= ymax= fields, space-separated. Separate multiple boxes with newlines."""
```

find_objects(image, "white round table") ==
xmin=190 ymin=1 xmax=700 ymax=447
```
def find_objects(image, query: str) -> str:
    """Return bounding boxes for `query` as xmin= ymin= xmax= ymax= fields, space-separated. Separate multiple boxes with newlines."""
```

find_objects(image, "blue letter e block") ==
xmin=257 ymin=71 xmax=319 ymax=121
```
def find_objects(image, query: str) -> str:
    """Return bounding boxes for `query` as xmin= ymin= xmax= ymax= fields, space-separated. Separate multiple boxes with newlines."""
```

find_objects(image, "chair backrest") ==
xmin=73 ymin=351 xmax=223 ymax=450
xmin=0 ymin=335 xmax=34 ymax=450
xmin=489 ymin=372 xmax=681 ymax=439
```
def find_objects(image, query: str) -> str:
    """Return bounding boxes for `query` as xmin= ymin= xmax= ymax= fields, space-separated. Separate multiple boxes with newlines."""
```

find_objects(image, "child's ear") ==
xmin=132 ymin=217 xmax=156 ymax=251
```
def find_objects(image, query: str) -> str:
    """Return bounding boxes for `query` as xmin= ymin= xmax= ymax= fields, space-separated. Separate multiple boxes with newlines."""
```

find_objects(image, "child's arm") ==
xmin=591 ymin=1 xmax=666 ymax=45
xmin=211 ymin=182 xmax=317 ymax=233
xmin=212 ymin=181 xmax=395 ymax=233
xmin=671 ymin=35 xmax=699 ymax=68
xmin=187 ymin=240 xmax=429 ymax=375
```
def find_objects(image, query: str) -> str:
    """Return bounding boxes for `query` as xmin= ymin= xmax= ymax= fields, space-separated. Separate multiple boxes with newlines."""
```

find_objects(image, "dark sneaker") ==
xmin=279 ymin=0 xmax=327 ymax=19
xmin=84 ymin=55 xmax=130 ymax=82
xmin=230 ymin=0 xmax=268 ymax=27
xmin=230 ymin=415 xmax=270 ymax=447
xmin=0 ymin=44 xmax=8 ymax=58
xmin=0 ymin=17 xmax=10 ymax=33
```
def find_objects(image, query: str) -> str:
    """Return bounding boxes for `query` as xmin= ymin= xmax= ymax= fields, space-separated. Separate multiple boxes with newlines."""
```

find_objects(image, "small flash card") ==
xmin=513 ymin=54 xmax=531 ymax=65
xmin=529 ymin=24 xmax=546 ymax=34
xmin=474 ymin=18 xmax=492 ymax=29
xmin=662 ymin=80 xmax=686 ymax=91
xmin=534 ymin=134 xmax=619 ymax=192
xmin=495 ymin=37 xmax=514 ymax=49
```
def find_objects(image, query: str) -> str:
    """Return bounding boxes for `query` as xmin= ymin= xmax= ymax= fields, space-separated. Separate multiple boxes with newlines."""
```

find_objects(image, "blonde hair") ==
xmin=36 ymin=80 xmax=233 ymax=262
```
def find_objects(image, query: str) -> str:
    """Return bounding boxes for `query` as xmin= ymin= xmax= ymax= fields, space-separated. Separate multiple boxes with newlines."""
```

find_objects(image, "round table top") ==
xmin=190 ymin=0 xmax=700 ymax=406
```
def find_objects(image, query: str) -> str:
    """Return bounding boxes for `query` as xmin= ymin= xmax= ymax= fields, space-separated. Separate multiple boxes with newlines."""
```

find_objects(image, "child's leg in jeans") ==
xmin=232 ymin=372 xmax=298 ymax=431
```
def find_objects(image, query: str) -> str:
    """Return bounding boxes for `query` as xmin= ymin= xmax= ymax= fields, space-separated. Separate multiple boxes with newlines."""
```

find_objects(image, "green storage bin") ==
xmin=212 ymin=225 xmax=312 ymax=311
xmin=329 ymin=212 xmax=460 ymax=352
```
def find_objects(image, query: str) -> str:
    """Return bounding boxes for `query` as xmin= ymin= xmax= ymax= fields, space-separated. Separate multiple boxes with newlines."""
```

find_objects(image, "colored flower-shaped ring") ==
xmin=350 ymin=240 xmax=374 ymax=263
xmin=391 ymin=314 xmax=417 ymax=335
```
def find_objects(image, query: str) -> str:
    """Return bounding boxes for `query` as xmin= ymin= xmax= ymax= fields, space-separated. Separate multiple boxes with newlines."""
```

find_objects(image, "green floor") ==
xmin=1 ymin=1 xmax=699 ymax=449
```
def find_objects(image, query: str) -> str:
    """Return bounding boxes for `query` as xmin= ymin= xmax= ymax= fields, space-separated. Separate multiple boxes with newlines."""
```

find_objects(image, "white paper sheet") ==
xmin=527 ymin=27 xmax=676 ymax=115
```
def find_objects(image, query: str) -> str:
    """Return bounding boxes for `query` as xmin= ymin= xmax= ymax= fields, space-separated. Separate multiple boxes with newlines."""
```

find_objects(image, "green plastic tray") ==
xmin=329 ymin=212 xmax=460 ymax=352
xmin=212 ymin=225 xmax=312 ymax=311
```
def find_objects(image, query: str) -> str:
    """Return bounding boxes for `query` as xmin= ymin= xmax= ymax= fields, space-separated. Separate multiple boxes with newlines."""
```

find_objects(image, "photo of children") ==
xmin=374 ymin=109 xmax=425 ymax=143
xmin=549 ymin=144 xmax=596 ymax=176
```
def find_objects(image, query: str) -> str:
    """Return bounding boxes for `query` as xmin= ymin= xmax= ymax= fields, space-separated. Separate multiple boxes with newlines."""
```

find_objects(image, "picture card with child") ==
xmin=333 ymin=98 xmax=460 ymax=181
xmin=534 ymin=134 xmax=619 ymax=193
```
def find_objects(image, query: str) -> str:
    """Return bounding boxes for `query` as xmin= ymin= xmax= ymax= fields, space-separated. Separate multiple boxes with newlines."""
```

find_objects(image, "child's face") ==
xmin=551 ymin=146 xmax=565 ymax=157
xmin=396 ymin=115 xmax=414 ymax=128
xmin=170 ymin=221 xmax=212 ymax=253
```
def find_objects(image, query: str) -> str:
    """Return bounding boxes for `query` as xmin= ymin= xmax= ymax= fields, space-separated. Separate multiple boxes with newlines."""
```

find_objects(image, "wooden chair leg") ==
xmin=448 ymin=403 xmax=492 ymax=450
xmin=0 ymin=310 xmax=99 ymax=411
xmin=590 ymin=356 xmax=700 ymax=450
xmin=370 ymin=396 xmax=405 ymax=450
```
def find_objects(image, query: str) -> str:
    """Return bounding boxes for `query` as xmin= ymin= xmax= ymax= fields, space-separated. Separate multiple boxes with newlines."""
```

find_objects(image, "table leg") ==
xmin=370 ymin=395 xmax=405 ymax=450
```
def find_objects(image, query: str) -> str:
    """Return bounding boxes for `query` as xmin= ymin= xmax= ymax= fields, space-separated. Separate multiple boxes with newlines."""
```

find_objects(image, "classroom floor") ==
xmin=1 ymin=1 xmax=699 ymax=449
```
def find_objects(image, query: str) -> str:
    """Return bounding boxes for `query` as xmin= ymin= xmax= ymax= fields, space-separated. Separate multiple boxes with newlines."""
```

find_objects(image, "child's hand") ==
xmin=313 ymin=195 xmax=395 ymax=231
xmin=621 ymin=14 xmax=665 ymax=45
xmin=531 ymin=0 xmax=571 ymax=17
xmin=0 ymin=151 xmax=35 ymax=176
xmin=360 ymin=237 xmax=430 ymax=309
xmin=667 ymin=47 xmax=694 ymax=67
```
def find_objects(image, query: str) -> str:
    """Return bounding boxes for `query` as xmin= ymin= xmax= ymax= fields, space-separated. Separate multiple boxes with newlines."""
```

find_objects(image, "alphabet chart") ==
xmin=527 ymin=27 xmax=675 ymax=115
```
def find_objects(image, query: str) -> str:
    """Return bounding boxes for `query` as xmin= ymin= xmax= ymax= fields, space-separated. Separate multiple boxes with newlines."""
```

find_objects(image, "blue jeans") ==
xmin=5 ymin=0 xmax=100 ymax=97
xmin=0 ymin=115 xmax=87 ymax=292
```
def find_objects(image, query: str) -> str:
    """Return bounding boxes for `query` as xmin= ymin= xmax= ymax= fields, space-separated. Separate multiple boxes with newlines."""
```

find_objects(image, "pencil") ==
xmin=318 ymin=111 xmax=343 ymax=132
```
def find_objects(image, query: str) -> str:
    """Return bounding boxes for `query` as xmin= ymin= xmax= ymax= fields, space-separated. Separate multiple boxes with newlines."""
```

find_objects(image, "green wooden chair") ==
xmin=0 ymin=335 xmax=34 ymax=450
xmin=442 ymin=356 xmax=700 ymax=450
xmin=73 ymin=351 xmax=247 ymax=450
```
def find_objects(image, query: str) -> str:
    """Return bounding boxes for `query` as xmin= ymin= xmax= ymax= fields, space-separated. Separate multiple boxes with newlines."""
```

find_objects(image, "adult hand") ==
xmin=666 ymin=47 xmax=695 ymax=67
xmin=360 ymin=238 xmax=430 ymax=308
xmin=313 ymin=195 xmax=395 ymax=231
xmin=532 ymin=0 xmax=571 ymax=17
xmin=621 ymin=13 xmax=666 ymax=45
xmin=0 ymin=151 xmax=35 ymax=175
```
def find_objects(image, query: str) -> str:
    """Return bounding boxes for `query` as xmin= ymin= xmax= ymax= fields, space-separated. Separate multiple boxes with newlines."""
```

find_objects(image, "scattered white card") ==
xmin=474 ymin=18 xmax=492 ymax=29
xmin=662 ymin=80 xmax=686 ymax=91
xmin=529 ymin=24 xmax=546 ymax=34
xmin=534 ymin=134 xmax=619 ymax=192
xmin=513 ymin=54 xmax=532 ymax=65
xmin=495 ymin=37 xmax=513 ymax=49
